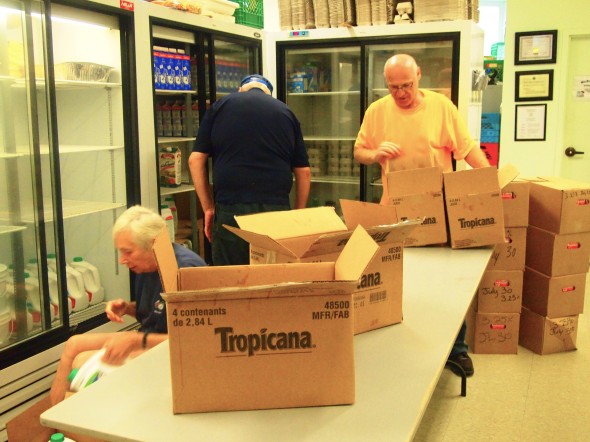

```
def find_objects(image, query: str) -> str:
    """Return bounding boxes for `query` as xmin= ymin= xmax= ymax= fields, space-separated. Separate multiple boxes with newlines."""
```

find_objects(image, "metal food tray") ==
xmin=54 ymin=62 xmax=114 ymax=83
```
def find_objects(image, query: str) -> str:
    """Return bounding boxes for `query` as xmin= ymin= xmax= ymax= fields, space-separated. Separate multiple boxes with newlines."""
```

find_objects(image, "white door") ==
xmin=559 ymin=33 xmax=590 ymax=182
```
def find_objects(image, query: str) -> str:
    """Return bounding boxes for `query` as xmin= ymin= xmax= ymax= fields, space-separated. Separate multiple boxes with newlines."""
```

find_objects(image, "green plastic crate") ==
xmin=234 ymin=0 xmax=263 ymax=29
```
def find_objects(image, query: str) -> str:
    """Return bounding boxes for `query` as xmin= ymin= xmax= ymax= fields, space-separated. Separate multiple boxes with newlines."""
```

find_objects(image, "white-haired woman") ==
xmin=50 ymin=205 xmax=206 ymax=404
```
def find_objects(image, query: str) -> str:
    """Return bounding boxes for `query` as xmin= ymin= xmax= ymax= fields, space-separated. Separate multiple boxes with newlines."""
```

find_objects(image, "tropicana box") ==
xmin=443 ymin=165 xmax=519 ymax=249
xmin=155 ymin=225 xmax=379 ymax=414
xmin=224 ymin=205 xmax=419 ymax=334
xmin=385 ymin=166 xmax=447 ymax=246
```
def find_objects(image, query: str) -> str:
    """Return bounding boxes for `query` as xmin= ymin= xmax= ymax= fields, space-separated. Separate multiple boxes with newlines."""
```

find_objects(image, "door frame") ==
xmin=555 ymin=28 xmax=590 ymax=177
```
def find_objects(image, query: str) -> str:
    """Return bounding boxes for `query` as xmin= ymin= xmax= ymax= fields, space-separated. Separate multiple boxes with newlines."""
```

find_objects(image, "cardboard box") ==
xmin=501 ymin=179 xmax=530 ymax=227
xmin=525 ymin=226 xmax=590 ymax=277
xmin=527 ymin=176 xmax=590 ymax=234
xmin=443 ymin=165 xmax=518 ymax=249
xmin=226 ymin=205 xmax=419 ymax=334
xmin=519 ymin=307 xmax=578 ymax=355
xmin=7 ymin=395 xmax=103 ymax=442
xmin=465 ymin=306 xmax=520 ymax=354
xmin=226 ymin=206 xmax=349 ymax=264
xmin=385 ymin=167 xmax=448 ymax=246
xmin=486 ymin=227 xmax=527 ymax=271
xmin=156 ymin=225 xmax=378 ymax=414
xmin=523 ymin=267 xmax=586 ymax=318
xmin=476 ymin=270 xmax=523 ymax=313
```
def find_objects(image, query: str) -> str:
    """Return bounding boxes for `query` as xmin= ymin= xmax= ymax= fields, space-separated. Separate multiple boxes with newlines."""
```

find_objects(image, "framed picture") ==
xmin=515 ymin=70 xmax=553 ymax=102
xmin=515 ymin=30 xmax=557 ymax=65
xmin=515 ymin=104 xmax=547 ymax=141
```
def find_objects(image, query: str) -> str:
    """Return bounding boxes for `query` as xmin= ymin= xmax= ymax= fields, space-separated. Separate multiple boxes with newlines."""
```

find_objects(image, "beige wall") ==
xmin=500 ymin=0 xmax=590 ymax=175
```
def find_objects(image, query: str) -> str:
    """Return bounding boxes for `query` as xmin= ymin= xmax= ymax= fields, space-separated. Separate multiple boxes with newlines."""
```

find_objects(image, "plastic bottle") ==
xmin=161 ymin=101 xmax=173 ymax=137
xmin=65 ymin=265 xmax=89 ymax=311
xmin=191 ymin=100 xmax=199 ymax=136
xmin=171 ymin=101 xmax=183 ymax=137
xmin=155 ymin=101 xmax=163 ymax=137
xmin=164 ymin=196 xmax=178 ymax=231
xmin=49 ymin=433 xmax=75 ymax=442
xmin=47 ymin=253 xmax=57 ymax=272
xmin=161 ymin=205 xmax=175 ymax=242
xmin=25 ymin=272 xmax=56 ymax=323
xmin=68 ymin=348 xmax=118 ymax=393
xmin=70 ymin=257 xmax=105 ymax=305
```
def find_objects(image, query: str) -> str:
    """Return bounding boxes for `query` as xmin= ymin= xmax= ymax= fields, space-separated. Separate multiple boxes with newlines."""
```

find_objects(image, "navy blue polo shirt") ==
xmin=194 ymin=89 xmax=309 ymax=205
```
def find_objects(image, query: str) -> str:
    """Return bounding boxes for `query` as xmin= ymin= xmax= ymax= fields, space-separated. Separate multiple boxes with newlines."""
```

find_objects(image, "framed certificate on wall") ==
xmin=515 ymin=104 xmax=547 ymax=141
xmin=515 ymin=30 xmax=557 ymax=65
xmin=515 ymin=70 xmax=553 ymax=102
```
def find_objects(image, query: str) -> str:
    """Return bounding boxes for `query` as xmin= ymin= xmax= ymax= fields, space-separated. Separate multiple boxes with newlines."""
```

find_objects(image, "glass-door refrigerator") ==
xmin=1 ymin=0 xmax=138 ymax=420
xmin=134 ymin=1 xmax=262 ymax=263
xmin=273 ymin=21 xmax=484 ymax=213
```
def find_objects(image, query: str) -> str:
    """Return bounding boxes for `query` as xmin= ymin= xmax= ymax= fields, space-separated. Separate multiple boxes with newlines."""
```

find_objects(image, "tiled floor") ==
xmin=414 ymin=269 xmax=590 ymax=442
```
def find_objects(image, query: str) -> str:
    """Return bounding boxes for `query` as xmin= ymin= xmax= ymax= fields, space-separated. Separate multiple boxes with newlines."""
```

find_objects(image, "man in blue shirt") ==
xmin=189 ymin=74 xmax=311 ymax=265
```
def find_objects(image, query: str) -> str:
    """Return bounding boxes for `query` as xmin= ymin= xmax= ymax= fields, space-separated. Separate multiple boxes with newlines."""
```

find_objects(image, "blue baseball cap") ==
xmin=240 ymin=74 xmax=273 ymax=94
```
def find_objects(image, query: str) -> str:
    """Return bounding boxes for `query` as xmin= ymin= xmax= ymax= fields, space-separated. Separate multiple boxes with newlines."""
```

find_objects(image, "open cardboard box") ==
xmin=225 ymin=205 xmax=420 ymax=334
xmin=155 ymin=225 xmax=379 ymax=414
xmin=443 ymin=164 xmax=519 ymax=249
xmin=385 ymin=167 xmax=448 ymax=246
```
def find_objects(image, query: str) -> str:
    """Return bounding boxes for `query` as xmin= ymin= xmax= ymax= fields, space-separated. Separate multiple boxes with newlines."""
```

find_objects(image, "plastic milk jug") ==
xmin=24 ymin=272 xmax=55 ymax=323
xmin=161 ymin=205 xmax=175 ymax=242
xmin=69 ymin=348 xmax=117 ymax=392
xmin=47 ymin=253 xmax=58 ymax=272
xmin=164 ymin=196 xmax=178 ymax=230
xmin=70 ymin=257 xmax=104 ymax=305
xmin=65 ymin=265 xmax=89 ymax=311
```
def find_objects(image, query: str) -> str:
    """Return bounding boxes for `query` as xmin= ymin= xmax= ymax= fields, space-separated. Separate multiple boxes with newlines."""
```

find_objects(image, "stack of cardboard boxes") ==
xmin=466 ymin=177 xmax=530 ymax=354
xmin=519 ymin=177 xmax=590 ymax=355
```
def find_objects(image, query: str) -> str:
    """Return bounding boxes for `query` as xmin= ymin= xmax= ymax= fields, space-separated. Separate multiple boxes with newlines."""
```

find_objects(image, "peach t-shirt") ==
xmin=355 ymin=89 xmax=477 ymax=203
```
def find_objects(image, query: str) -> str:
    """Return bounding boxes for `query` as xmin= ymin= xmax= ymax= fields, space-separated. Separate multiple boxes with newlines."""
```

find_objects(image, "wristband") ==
xmin=142 ymin=331 xmax=150 ymax=350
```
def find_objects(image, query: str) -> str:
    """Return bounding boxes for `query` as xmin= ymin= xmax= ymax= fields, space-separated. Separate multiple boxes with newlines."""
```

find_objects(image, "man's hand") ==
xmin=105 ymin=299 xmax=128 ymax=323
xmin=376 ymin=141 xmax=403 ymax=165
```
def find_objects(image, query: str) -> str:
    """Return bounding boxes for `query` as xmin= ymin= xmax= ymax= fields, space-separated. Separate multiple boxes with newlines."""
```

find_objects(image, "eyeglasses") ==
xmin=387 ymin=82 xmax=414 ymax=93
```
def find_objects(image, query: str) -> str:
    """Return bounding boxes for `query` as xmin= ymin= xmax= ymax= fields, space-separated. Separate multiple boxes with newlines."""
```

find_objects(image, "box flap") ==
xmin=153 ymin=226 xmax=178 ymax=293
xmin=525 ymin=176 xmax=590 ymax=191
xmin=498 ymin=163 xmax=520 ymax=189
xmin=386 ymin=167 xmax=443 ymax=196
xmin=234 ymin=206 xmax=347 ymax=240
xmin=334 ymin=225 xmax=379 ymax=281
xmin=364 ymin=219 xmax=422 ymax=245
xmin=443 ymin=166 xmax=500 ymax=195
xmin=340 ymin=199 xmax=398 ymax=229
xmin=223 ymin=225 xmax=299 ymax=258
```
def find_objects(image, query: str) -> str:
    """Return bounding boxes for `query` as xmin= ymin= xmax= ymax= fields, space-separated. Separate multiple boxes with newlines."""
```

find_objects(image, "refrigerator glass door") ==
xmin=213 ymin=36 xmax=260 ymax=100
xmin=1 ymin=0 xmax=60 ymax=347
xmin=283 ymin=45 xmax=361 ymax=214
xmin=363 ymin=39 xmax=457 ymax=204
xmin=49 ymin=4 xmax=130 ymax=326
